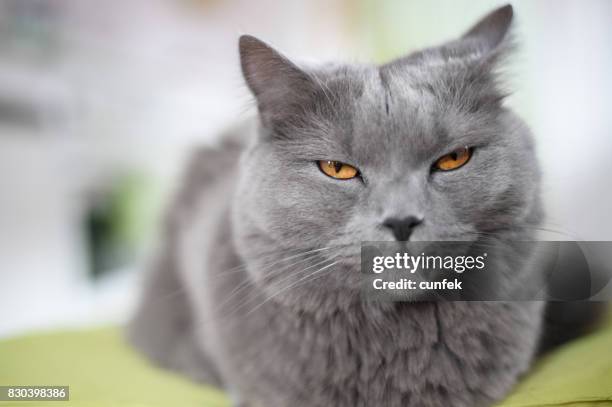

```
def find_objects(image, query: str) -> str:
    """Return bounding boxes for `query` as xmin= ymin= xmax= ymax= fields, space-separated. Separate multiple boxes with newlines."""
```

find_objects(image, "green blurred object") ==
xmin=0 ymin=328 xmax=228 ymax=407
xmin=1 ymin=311 xmax=611 ymax=407
xmin=85 ymin=173 xmax=163 ymax=278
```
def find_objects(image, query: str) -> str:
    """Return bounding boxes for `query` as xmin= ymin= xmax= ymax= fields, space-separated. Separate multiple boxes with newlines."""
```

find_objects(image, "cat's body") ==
xmin=130 ymin=124 xmax=543 ymax=407
xmin=128 ymin=5 xmax=592 ymax=407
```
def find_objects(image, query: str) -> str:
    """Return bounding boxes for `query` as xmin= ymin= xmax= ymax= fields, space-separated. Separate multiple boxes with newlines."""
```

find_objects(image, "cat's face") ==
xmin=231 ymin=5 xmax=541 ymax=299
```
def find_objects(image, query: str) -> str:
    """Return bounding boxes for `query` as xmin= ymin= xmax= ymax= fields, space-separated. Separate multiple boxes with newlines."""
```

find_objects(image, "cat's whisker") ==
xmin=209 ymin=246 xmax=332 ymax=284
xmin=136 ymin=247 xmax=334 ymax=310
xmin=219 ymin=252 xmax=342 ymax=318
xmin=472 ymin=223 xmax=580 ymax=240
xmin=243 ymin=260 xmax=339 ymax=317
xmin=217 ymin=244 xmax=351 ymax=318
xmin=519 ymin=225 xmax=581 ymax=239
xmin=172 ymin=250 xmax=340 ymax=333
xmin=213 ymin=248 xmax=334 ymax=313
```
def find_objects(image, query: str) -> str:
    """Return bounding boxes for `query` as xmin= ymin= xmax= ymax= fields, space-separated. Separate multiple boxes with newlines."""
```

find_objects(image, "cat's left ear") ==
xmin=239 ymin=35 xmax=315 ymax=129
xmin=461 ymin=4 xmax=514 ymax=57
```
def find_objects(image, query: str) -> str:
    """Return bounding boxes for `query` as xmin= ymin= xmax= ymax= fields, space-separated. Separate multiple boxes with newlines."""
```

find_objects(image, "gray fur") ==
xmin=129 ymin=5 xmax=548 ymax=407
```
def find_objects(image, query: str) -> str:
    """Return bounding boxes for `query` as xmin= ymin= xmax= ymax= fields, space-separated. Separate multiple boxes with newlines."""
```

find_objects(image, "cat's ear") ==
xmin=239 ymin=35 xmax=314 ymax=127
xmin=461 ymin=4 xmax=513 ymax=55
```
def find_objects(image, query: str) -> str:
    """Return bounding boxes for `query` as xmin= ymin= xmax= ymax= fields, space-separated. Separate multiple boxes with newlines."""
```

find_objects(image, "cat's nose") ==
xmin=382 ymin=216 xmax=423 ymax=241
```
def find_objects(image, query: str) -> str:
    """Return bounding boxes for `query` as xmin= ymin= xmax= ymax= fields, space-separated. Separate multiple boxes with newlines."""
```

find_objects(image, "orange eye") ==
xmin=318 ymin=160 xmax=359 ymax=180
xmin=434 ymin=147 xmax=473 ymax=171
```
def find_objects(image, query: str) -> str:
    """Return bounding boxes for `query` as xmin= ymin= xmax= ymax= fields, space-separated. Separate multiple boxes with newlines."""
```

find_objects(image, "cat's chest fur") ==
xmin=205 ymin=238 xmax=543 ymax=407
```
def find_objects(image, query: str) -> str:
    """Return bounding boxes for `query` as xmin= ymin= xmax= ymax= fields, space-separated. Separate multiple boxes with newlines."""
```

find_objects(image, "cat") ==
xmin=128 ymin=5 xmax=595 ymax=407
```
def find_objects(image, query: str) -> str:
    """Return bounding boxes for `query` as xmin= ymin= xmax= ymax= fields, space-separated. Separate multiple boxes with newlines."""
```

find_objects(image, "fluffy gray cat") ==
xmin=128 ymin=5 xmax=579 ymax=407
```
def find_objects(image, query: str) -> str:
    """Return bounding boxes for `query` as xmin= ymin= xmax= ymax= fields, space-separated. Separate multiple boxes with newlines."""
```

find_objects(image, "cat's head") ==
xmin=231 ymin=5 xmax=542 ymax=302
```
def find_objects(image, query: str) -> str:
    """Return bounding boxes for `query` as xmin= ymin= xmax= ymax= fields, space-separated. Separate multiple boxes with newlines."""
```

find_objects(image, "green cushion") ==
xmin=1 ymin=313 xmax=611 ymax=407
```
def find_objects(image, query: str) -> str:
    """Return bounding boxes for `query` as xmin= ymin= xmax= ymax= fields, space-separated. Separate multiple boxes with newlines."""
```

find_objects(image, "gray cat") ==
xmin=129 ymin=5 xmax=559 ymax=406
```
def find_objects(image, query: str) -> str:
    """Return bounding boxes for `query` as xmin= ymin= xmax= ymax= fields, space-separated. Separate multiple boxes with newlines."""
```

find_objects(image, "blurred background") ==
xmin=0 ymin=0 xmax=610 ymax=338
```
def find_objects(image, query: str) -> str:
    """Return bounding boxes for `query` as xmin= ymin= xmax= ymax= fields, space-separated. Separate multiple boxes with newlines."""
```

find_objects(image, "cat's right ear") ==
xmin=461 ymin=4 xmax=514 ymax=58
xmin=239 ymin=35 xmax=314 ymax=127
